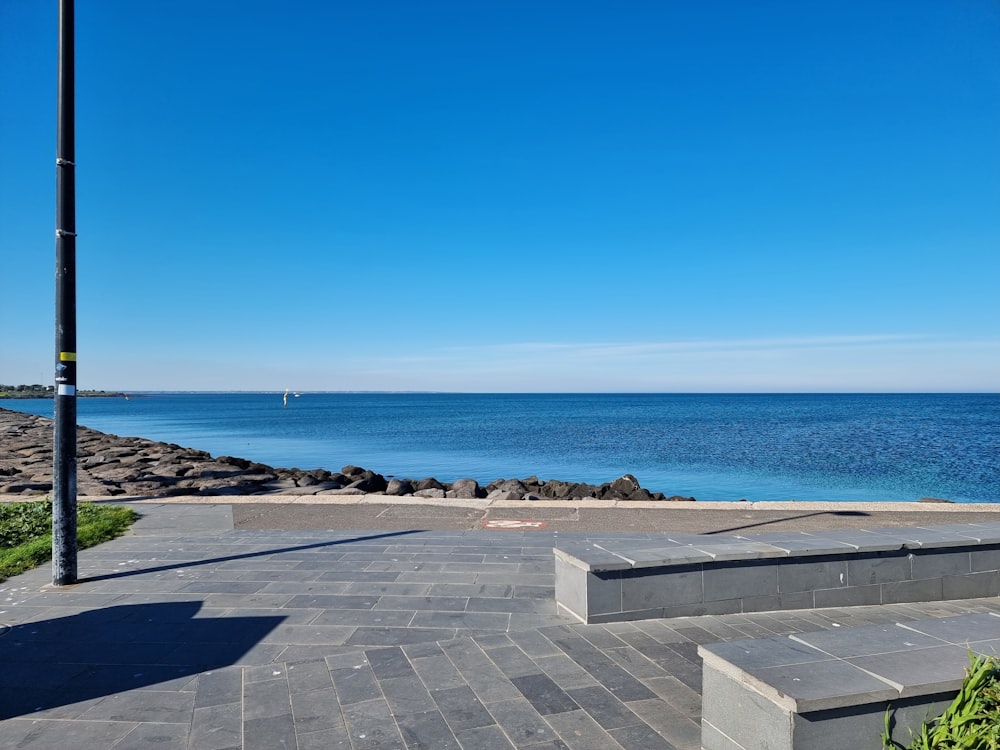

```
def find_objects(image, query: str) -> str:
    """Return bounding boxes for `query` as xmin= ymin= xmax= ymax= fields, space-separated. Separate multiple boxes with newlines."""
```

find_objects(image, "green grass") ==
xmin=0 ymin=499 xmax=138 ymax=582
xmin=883 ymin=652 xmax=1000 ymax=749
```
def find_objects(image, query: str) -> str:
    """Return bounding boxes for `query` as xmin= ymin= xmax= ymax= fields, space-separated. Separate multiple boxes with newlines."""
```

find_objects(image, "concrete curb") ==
xmin=81 ymin=494 xmax=1000 ymax=513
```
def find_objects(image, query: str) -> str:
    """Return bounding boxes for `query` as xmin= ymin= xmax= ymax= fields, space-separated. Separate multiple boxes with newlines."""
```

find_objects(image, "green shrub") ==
xmin=883 ymin=652 xmax=1000 ymax=749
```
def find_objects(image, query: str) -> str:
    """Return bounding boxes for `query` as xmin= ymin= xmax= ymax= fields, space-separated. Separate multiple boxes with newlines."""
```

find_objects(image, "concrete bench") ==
xmin=553 ymin=523 xmax=1000 ymax=624
xmin=698 ymin=611 xmax=1000 ymax=750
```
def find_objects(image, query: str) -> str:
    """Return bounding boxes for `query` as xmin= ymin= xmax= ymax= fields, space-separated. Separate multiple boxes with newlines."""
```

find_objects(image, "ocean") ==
xmin=2 ymin=393 xmax=997 ymax=503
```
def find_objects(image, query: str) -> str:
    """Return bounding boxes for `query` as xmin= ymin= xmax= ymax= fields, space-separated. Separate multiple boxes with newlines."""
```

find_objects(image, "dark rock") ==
xmin=217 ymin=455 xmax=251 ymax=469
xmin=450 ymin=478 xmax=483 ymax=499
xmin=416 ymin=477 xmax=446 ymax=491
xmin=413 ymin=488 xmax=446 ymax=498
xmin=386 ymin=478 xmax=416 ymax=496
xmin=571 ymin=483 xmax=601 ymax=499
xmin=919 ymin=497 xmax=954 ymax=503
xmin=540 ymin=480 xmax=573 ymax=499
xmin=0 ymin=482 xmax=51 ymax=494
xmin=625 ymin=487 xmax=653 ymax=502
xmin=347 ymin=472 xmax=388 ymax=493
xmin=609 ymin=474 xmax=641 ymax=495
xmin=486 ymin=488 xmax=524 ymax=501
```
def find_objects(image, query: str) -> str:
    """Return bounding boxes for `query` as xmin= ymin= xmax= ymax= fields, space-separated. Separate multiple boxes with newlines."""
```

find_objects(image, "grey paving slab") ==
xmin=898 ymin=611 xmax=1000 ymax=642
xmin=2 ymin=503 xmax=999 ymax=750
xmin=381 ymin=674 xmax=440 ymax=715
xmin=486 ymin=698 xmax=562 ymax=747
xmin=845 ymin=644 xmax=972 ymax=696
xmin=789 ymin=623 xmax=946 ymax=657
xmin=397 ymin=708 xmax=463 ymax=749
xmin=431 ymin=684 xmax=496 ymax=731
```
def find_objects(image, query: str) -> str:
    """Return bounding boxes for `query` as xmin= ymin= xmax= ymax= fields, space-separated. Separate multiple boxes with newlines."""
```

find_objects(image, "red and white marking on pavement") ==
xmin=481 ymin=519 xmax=548 ymax=530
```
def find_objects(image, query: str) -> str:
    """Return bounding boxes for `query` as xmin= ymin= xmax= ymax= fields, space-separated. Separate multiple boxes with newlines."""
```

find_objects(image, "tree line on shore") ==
xmin=0 ymin=384 xmax=125 ymax=399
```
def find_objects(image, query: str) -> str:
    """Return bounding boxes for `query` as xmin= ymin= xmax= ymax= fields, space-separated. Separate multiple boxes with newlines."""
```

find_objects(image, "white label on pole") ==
xmin=57 ymin=384 xmax=76 ymax=396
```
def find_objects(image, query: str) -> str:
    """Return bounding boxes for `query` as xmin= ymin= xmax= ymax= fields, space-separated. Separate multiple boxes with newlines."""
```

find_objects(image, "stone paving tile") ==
xmin=289 ymin=687 xmax=343 ymax=733
xmin=565 ymin=685 xmax=642 ymax=730
xmin=113 ymin=722 xmax=193 ymax=750
xmin=544 ymin=710 xmax=623 ymax=750
xmin=410 ymin=651 xmax=468 ymax=690
xmin=456 ymin=723 xmax=519 ymax=750
xmin=382 ymin=674 xmax=440 ymax=715
xmin=244 ymin=713 xmax=297 ymax=750
xmin=484 ymin=699 xmax=558 ymax=746
xmin=347 ymin=625 xmax=457 ymax=646
xmin=330 ymin=663 xmax=384 ymax=705
xmin=78 ymin=689 xmax=195 ymax=723
xmin=431 ymin=684 xmax=496 ymax=731
xmin=510 ymin=673 xmax=580 ymax=715
xmin=0 ymin=719 xmax=140 ymax=748
xmin=190 ymin=703 xmax=242 ymax=750
xmin=312 ymin=608 xmax=416 ymax=627
xmin=609 ymin=722 xmax=680 ymax=750
xmin=627 ymin=698 xmax=700 ymax=750
xmin=397 ymin=708 xmax=463 ymax=749
xmin=533 ymin=654 xmax=603 ymax=690
xmin=341 ymin=697 xmax=407 ymax=749
xmin=439 ymin=641 xmax=524 ymax=703
xmin=541 ymin=629 xmax=659 ymax=702
xmin=296 ymin=725 xmax=353 ymax=750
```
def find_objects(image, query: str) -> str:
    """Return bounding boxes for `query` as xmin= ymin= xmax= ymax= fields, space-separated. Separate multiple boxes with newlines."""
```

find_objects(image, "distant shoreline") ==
xmin=0 ymin=392 xmax=128 ymax=400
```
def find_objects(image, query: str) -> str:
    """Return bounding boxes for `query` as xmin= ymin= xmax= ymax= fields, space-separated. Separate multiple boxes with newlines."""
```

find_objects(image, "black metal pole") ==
xmin=53 ymin=0 xmax=77 ymax=586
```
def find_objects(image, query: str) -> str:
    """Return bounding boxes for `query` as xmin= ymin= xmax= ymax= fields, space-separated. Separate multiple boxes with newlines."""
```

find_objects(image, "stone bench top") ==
xmin=554 ymin=522 xmax=1000 ymax=572
xmin=698 ymin=612 xmax=1000 ymax=714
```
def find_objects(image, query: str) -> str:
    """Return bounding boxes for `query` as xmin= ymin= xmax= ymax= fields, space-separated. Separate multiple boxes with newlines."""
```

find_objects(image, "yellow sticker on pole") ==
xmin=60 ymin=352 xmax=77 ymax=361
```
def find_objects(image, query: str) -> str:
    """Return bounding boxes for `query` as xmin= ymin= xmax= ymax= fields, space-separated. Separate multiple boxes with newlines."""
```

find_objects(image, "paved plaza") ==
xmin=2 ymin=502 xmax=999 ymax=749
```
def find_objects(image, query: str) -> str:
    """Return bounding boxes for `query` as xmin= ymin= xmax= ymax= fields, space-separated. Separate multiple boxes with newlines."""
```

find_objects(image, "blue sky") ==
xmin=2 ymin=1 xmax=998 ymax=392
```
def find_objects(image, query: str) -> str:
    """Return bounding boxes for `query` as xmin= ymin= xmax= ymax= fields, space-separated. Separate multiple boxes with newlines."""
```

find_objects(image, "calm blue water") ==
xmin=3 ymin=393 xmax=998 ymax=503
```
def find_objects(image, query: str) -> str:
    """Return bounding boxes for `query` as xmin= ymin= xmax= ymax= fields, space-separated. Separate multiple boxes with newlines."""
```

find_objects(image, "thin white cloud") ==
xmin=25 ymin=333 xmax=997 ymax=392
xmin=437 ymin=334 xmax=932 ymax=359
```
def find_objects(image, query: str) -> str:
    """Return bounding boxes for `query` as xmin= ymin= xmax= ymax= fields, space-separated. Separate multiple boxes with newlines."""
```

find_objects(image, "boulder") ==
xmin=347 ymin=471 xmax=388 ymax=493
xmin=416 ymin=477 xmax=446 ymax=491
xmin=542 ymin=480 xmax=592 ymax=499
xmin=609 ymin=474 xmax=642 ymax=495
xmin=487 ymin=479 xmax=528 ymax=495
xmin=217 ymin=455 xmax=251 ymax=469
xmin=486 ymin=489 xmax=523 ymax=502
xmin=521 ymin=475 xmax=544 ymax=490
xmin=386 ymin=478 xmax=416 ymax=496
xmin=413 ymin=488 xmax=446 ymax=499
xmin=625 ymin=487 xmax=653 ymax=502
xmin=450 ymin=478 xmax=482 ymax=499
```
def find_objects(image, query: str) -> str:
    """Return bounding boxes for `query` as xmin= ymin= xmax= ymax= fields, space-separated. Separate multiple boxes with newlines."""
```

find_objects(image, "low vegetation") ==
xmin=0 ymin=499 xmax=137 ymax=582
xmin=0 ymin=384 xmax=125 ymax=398
xmin=883 ymin=652 xmax=1000 ymax=749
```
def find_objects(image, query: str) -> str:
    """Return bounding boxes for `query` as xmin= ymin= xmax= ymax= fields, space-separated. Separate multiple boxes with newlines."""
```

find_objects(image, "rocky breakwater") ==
xmin=0 ymin=407 xmax=695 ymax=502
